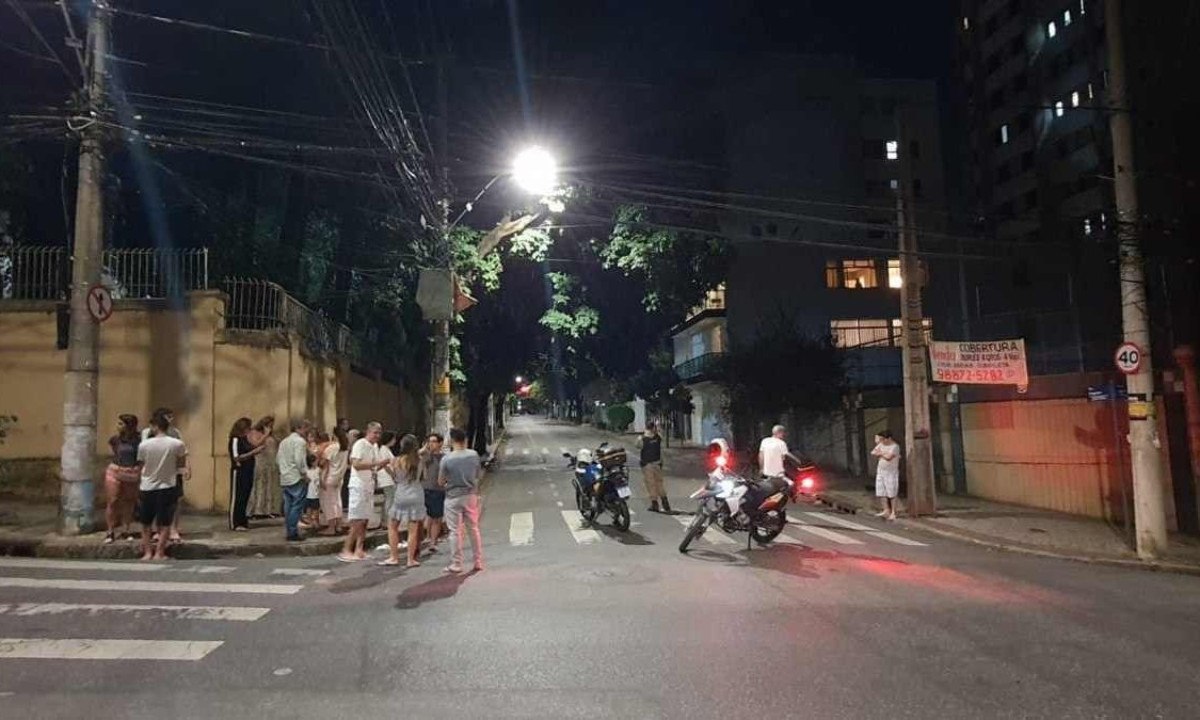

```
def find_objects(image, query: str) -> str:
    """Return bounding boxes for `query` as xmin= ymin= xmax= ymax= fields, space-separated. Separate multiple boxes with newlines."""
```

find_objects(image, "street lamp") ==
xmin=451 ymin=146 xmax=559 ymax=229
xmin=515 ymin=375 xmax=524 ymax=384
xmin=511 ymin=146 xmax=558 ymax=196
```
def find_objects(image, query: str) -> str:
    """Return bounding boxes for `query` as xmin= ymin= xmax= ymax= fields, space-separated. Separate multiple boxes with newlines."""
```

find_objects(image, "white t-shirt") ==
xmin=138 ymin=434 xmax=187 ymax=492
xmin=349 ymin=438 xmax=380 ymax=490
xmin=759 ymin=436 xmax=788 ymax=477
xmin=375 ymin=446 xmax=396 ymax=488
xmin=874 ymin=442 xmax=901 ymax=481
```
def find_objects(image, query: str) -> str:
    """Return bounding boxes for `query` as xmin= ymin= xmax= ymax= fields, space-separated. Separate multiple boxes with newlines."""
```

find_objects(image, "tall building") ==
xmin=953 ymin=0 xmax=1200 ymax=371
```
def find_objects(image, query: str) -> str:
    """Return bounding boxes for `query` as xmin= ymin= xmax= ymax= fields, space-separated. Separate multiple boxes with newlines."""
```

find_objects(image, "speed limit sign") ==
xmin=1114 ymin=342 xmax=1144 ymax=375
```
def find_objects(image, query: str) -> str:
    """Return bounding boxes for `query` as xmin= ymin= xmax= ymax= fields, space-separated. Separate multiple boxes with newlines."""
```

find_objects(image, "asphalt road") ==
xmin=2 ymin=415 xmax=1199 ymax=719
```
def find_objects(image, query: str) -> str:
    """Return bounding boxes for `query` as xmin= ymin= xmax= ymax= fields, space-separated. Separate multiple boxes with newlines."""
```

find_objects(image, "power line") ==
xmin=3 ymin=0 xmax=76 ymax=83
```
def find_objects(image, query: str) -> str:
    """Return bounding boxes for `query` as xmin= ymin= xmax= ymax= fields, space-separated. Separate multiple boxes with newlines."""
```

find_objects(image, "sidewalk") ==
xmin=818 ymin=475 xmax=1200 ymax=576
xmin=0 ymin=502 xmax=389 ymax=560
xmin=0 ymin=434 xmax=507 ymax=560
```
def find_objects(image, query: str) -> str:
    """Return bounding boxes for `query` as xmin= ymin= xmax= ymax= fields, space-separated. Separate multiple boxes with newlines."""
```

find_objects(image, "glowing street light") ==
xmin=515 ymin=375 xmax=524 ymax=384
xmin=511 ymin=146 xmax=558 ymax=196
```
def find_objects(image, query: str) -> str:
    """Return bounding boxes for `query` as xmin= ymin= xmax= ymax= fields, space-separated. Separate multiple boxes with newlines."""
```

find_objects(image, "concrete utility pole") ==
xmin=60 ymin=3 xmax=110 ymax=534
xmin=895 ymin=112 xmax=937 ymax=516
xmin=430 ymin=54 xmax=453 ymax=436
xmin=1104 ymin=0 xmax=1168 ymax=558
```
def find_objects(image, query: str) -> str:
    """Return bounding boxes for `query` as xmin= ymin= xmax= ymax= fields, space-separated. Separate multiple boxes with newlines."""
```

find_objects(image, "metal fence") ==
xmin=0 ymin=245 xmax=209 ymax=300
xmin=222 ymin=277 xmax=361 ymax=362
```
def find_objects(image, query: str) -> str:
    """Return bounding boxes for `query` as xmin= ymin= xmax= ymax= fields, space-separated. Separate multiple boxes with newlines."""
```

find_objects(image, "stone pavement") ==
xmin=818 ymin=475 xmax=1200 ymax=575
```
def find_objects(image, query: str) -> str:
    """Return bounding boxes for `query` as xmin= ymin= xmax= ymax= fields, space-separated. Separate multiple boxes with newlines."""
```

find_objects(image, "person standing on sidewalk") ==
xmin=636 ymin=421 xmax=668 ymax=513
xmin=339 ymin=422 xmax=388 ymax=562
xmin=277 ymin=418 xmax=312 ymax=542
xmin=419 ymin=432 xmax=446 ymax=550
xmin=871 ymin=430 xmax=901 ymax=521
xmin=104 ymin=414 xmax=141 ymax=543
xmin=382 ymin=434 xmax=426 ymax=568
xmin=248 ymin=415 xmax=280 ymax=519
xmin=142 ymin=408 xmax=187 ymax=544
xmin=439 ymin=428 xmax=484 ymax=574
xmin=136 ymin=413 xmax=187 ymax=561
xmin=318 ymin=426 xmax=350 ymax=536
xmin=228 ymin=417 xmax=262 ymax=531
xmin=372 ymin=431 xmax=398 ymax=531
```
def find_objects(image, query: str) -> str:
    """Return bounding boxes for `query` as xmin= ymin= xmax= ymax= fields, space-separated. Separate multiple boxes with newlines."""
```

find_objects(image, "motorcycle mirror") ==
xmin=561 ymin=453 xmax=572 ymax=459
xmin=598 ymin=442 xmax=609 ymax=449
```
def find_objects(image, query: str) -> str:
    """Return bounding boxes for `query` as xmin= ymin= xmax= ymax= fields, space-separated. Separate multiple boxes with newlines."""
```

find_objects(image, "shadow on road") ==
xmin=394 ymin=572 xmax=471 ymax=609
xmin=680 ymin=548 xmax=747 ymax=565
xmin=595 ymin=525 xmax=654 ymax=546
xmin=327 ymin=566 xmax=409 ymax=594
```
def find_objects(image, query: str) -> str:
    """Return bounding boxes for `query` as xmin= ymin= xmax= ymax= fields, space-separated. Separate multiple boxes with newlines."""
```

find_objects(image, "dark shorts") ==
xmin=424 ymin=489 xmax=446 ymax=519
xmin=174 ymin=475 xmax=185 ymax=500
xmin=139 ymin=487 xmax=179 ymax=527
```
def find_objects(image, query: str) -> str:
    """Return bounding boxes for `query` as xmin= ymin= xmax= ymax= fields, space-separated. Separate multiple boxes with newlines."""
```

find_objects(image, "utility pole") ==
xmin=895 ymin=111 xmax=937 ymax=516
xmin=430 ymin=54 xmax=452 ymax=436
xmin=60 ymin=3 xmax=109 ymax=535
xmin=1104 ymin=0 xmax=1167 ymax=558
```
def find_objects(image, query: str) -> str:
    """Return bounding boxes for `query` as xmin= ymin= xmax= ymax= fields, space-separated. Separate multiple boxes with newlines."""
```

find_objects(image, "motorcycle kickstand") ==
xmin=746 ymin=528 xmax=753 ymax=552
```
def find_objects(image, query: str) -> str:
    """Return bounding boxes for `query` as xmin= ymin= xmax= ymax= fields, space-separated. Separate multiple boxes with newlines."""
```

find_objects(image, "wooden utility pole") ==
xmin=60 ymin=3 xmax=109 ymax=534
xmin=1104 ymin=0 xmax=1167 ymax=558
xmin=896 ymin=111 xmax=937 ymax=516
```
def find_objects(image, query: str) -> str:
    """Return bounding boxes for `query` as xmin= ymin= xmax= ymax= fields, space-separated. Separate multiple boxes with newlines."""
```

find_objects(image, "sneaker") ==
xmin=103 ymin=533 xmax=115 ymax=545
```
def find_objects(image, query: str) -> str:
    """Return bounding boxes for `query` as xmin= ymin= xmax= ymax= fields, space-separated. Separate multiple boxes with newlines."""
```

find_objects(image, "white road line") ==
xmin=0 ymin=559 xmax=238 ymax=574
xmin=509 ymin=512 xmax=534 ymax=546
xmin=787 ymin=519 xmax=863 ymax=545
xmin=541 ymin=447 xmax=550 ymax=455
xmin=772 ymin=533 xmax=806 ymax=546
xmin=560 ymin=511 xmax=601 ymax=544
xmin=522 ymin=448 xmax=530 ymax=456
xmin=270 ymin=568 xmax=330 ymax=577
xmin=0 ymin=578 xmax=303 ymax=595
xmin=0 ymin=638 xmax=224 ymax=661
xmin=864 ymin=530 xmax=928 ymax=547
xmin=800 ymin=512 xmax=927 ymax=546
xmin=673 ymin=515 xmax=738 ymax=545
xmin=0 ymin=602 xmax=269 ymax=622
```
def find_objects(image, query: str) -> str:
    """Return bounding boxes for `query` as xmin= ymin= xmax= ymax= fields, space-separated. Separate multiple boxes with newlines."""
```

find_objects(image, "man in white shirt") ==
xmin=141 ymin=407 xmax=187 ymax=543
xmin=339 ymin=421 xmax=389 ymax=562
xmin=137 ymin=414 xmax=187 ymax=561
xmin=277 ymin=418 xmax=311 ymax=542
xmin=758 ymin=424 xmax=789 ymax=478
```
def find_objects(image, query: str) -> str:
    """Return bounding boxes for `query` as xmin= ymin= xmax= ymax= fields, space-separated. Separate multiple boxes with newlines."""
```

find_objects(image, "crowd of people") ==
xmin=103 ymin=410 xmax=485 ymax=572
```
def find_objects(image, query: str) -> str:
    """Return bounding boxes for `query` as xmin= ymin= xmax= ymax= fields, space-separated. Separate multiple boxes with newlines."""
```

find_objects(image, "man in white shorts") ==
xmin=758 ymin=425 xmax=789 ymax=478
xmin=339 ymin=421 xmax=388 ymax=562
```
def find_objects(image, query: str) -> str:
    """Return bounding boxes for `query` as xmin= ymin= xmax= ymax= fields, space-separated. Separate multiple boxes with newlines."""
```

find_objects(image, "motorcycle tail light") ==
xmin=800 ymin=476 xmax=815 ymax=491
xmin=715 ymin=454 xmax=728 ymax=469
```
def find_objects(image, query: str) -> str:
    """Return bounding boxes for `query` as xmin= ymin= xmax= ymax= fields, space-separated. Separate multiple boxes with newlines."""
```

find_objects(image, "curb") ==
xmin=0 ymin=530 xmax=391 ymax=560
xmin=816 ymin=490 xmax=1200 ymax=577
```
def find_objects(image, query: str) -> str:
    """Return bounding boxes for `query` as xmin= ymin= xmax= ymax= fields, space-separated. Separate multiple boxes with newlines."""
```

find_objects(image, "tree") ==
xmin=716 ymin=312 xmax=846 ymax=447
xmin=595 ymin=204 xmax=732 ymax=318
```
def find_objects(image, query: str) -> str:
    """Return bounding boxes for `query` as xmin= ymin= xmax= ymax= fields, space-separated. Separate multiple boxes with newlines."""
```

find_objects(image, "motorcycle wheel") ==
xmin=611 ymin=499 xmax=631 ymax=531
xmin=751 ymin=510 xmax=785 ymax=546
xmin=581 ymin=495 xmax=599 ymax=524
xmin=678 ymin=512 xmax=708 ymax=553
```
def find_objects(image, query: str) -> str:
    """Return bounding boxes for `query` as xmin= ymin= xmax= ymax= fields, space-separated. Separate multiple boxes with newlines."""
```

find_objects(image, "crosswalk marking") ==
xmin=0 ymin=638 xmax=224 ymax=661
xmin=541 ymin=447 xmax=550 ymax=455
xmin=0 ymin=602 xmax=270 ymax=622
xmin=509 ymin=512 xmax=534 ymax=545
xmin=0 ymin=577 xmax=303 ymax=595
xmin=0 ymin=559 xmax=232 ymax=574
xmin=801 ymin=512 xmax=927 ymax=546
xmin=787 ymin=518 xmax=863 ymax=545
xmin=522 ymin=448 xmax=530 ymax=456
xmin=674 ymin=515 xmax=738 ymax=545
xmin=270 ymin=568 xmax=330 ymax=577
xmin=560 ymin=511 xmax=601 ymax=544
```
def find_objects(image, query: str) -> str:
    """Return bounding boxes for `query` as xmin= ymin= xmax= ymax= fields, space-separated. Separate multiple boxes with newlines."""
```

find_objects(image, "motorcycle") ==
xmin=563 ymin=442 xmax=632 ymax=531
xmin=679 ymin=439 xmax=799 ymax=553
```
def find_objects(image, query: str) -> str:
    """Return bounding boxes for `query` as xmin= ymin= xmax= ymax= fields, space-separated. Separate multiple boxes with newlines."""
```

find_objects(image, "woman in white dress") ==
xmin=871 ymin=430 xmax=901 ymax=520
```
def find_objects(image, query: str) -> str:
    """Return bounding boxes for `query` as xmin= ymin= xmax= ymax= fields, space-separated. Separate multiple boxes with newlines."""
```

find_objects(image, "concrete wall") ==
xmin=0 ymin=293 xmax=410 ymax=511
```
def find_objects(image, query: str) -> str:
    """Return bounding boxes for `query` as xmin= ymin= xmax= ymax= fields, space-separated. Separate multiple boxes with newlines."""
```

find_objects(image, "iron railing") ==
xmin=0 ymin=245 xmax=209 ymax=300
xmin=675 ymin=352 xmax=726 ymax=382
xmin=222 ymin=277 xmax=362 ymax=361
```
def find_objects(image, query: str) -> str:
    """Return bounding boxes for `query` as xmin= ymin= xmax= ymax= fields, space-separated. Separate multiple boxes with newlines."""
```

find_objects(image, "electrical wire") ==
xmin=3 ymin=0 xmax=76 ymax=83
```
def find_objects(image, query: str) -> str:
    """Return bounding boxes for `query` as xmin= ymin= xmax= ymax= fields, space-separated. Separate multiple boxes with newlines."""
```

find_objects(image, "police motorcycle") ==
xmin=563 ymin=442 xmax=632 ymax=531
xmin=678 ymin=438 xmax=807 ymax=553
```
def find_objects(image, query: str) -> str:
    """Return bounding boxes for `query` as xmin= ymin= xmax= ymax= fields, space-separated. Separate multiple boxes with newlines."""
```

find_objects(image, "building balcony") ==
xmin=674 ymin=352 xmax=726 ymax=384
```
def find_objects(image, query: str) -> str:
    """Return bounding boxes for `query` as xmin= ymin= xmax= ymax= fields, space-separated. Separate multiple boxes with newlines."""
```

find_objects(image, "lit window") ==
xmin=887 ymin=260 xmax=903 ymax=288
xmin=1047 ymin=21 xmax=1057 ymax=38
xmin=1087 ymin=82 xmax=1095 ymax=100
xmin=1055 ymin=100 xmax=1065 ymax=117
xmin=824 ymin=261 xmax=839 ymax=289
xmin=1063 ymin=9 xmax=1072 ymax=26
xmin=885 ymin=140 xmax=899 ymax=160
xmin=841 ymin=260 xmax=878 ymax=289
xmin=962 ymin=17 xmax=970 ymax=30
xmin=1000 ymin=124 xmax=1010 ymax=144
xmin=830 ymin=319 xmax=890 ymax=349
xmin=889 ymin=179 xmax=899 ymax=190
xmin=1071 ymin=91 xmax=1080 ymax=107
xmin=1083 ymin=218 xmax=1093 ymax=236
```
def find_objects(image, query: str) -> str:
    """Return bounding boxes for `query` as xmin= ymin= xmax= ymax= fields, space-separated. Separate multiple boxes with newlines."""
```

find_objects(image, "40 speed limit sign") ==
xmin=1114 ymin=342 xmax=1144 ymax=375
